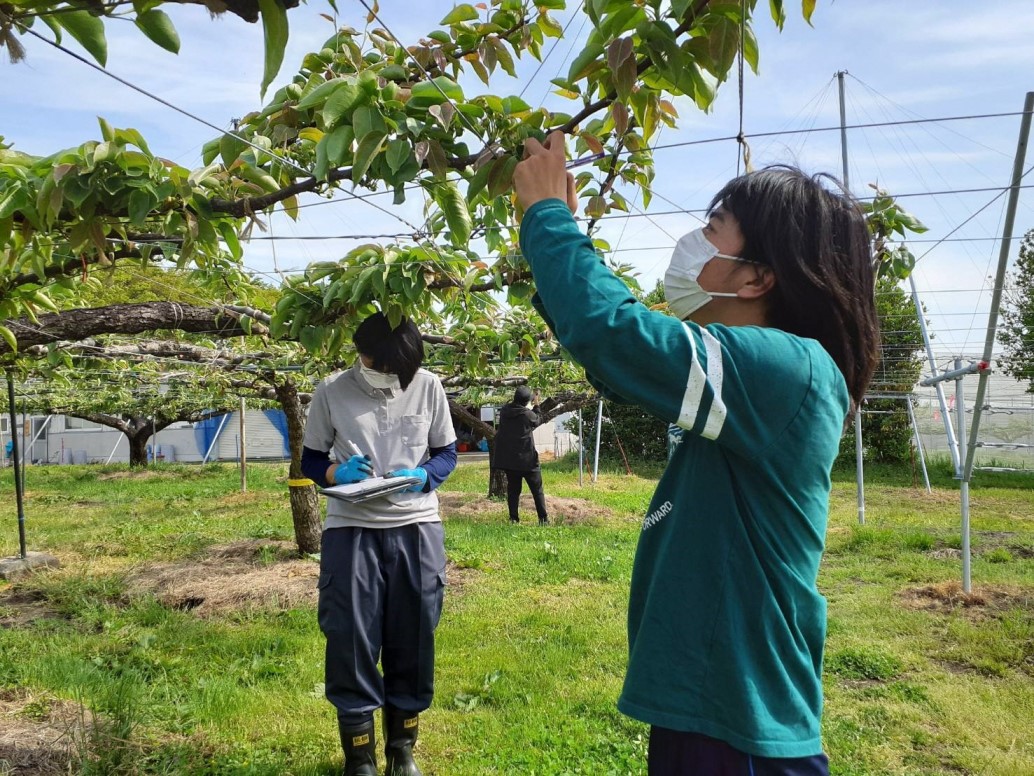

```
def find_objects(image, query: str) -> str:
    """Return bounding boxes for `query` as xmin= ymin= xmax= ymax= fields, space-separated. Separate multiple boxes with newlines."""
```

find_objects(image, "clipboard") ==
xmin=320 ymin=475 xmax=423 ymax=503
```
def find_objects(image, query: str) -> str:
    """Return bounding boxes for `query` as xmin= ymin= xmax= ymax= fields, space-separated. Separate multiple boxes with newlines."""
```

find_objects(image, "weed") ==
xmin=826 ymin=647 xmax=903 ymax=681
xmin=986 ymin=548 xmax=1013 ymax=563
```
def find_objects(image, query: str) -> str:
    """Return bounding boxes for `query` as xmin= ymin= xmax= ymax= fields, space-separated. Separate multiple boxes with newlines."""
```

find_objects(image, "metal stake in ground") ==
xmin=5 ymin=369 xmax=26 ymax=560
xmin=1 ymin=369 xmax=59 ymax=581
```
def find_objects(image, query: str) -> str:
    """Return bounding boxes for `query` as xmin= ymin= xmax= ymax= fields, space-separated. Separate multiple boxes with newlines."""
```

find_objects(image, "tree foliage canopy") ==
xmin=1000 ymin=228 xmax=1034 ymax=393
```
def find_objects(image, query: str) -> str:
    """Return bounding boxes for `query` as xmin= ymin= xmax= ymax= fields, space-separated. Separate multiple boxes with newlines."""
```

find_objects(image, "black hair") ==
xmin=708 ymin=166 xmax=880 ymax=407
xmin=352 ymin=312 xmax=425 ymax=390
xmin=514 ymin=386 xmax=533 ymax=405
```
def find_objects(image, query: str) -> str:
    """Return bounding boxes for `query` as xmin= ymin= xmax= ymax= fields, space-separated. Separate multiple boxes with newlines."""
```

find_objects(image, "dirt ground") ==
xmin=437 ymin=491 xmax=611 ymax=525
xmin=898 ymin=579 xmax=1033 ymax=619
xmin=0 ymin=689 xmax=81 ymax=775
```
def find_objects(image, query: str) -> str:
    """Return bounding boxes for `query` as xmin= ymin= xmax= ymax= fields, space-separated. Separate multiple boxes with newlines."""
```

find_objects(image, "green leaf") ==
xmin=201 ymin=138 xmax=221 ymax=165
xmin=114 ymin=127 xmax=152 ymax=155
xmin=568 ymin=41 xmax=605 ymax=82
xmin=258 ymin=0 xmax=289 ymax=99
xmin=707 ymin=17 xmax=740 ymax=77
xmin=314 ymin=135 xmax=331 ymax=180
xmin=135 ymin=9 xmax=180 ymax=54
xmin=585 ymin=195 xmax=607 ymax=219
xmin=352 ymin=132 xmax=386 ymax=182
xmin=297 ymin=77 xmax=347 ymax=110
xmin=409 ymin=77 xmax=464 ymax=108
xmin=599 ymin=5 xmax=645 ymax=39
xmin=41 ymin=14 xmax=63 ymax=44
xmin=538 ymin=13 xmax=563 ymax=39
xmin=501 ymin=96 xmax=532 ymax=115
xmin=219 ymin=133 xmax=248 ymax=166
xmin=802 ymin=0 xmax=817 ymax=24
xmin=490 ymin=38 xmax=516 ymax=77
xmin=128 ymin=188 xmax=156 ymax=226
xmin=487 ymin=155 xmax=518 ymax=200
xmin=742 ymin=26 xmax=760 ymax=74
xmin=0 ymin=324 xmax=17 ymax=353
xmin=325 ymin=125 xmax=354 ymax=166
xmin=217 ymin=220 xmax=242 ymax=261
xmin=98 ymin=117 xmax=115 ymax=142
xmin=440 ymin=4 xmax=479 ymax=24
xmin=57 ymin=10 xmax=108 ymax=67
xmin=386 ymin=138 xmax=412 ymax=174
xmin=322 ymin=81 xmax=364 ymax=128
xmin=466 ymin=159 xmax=493 ymax=202
xmin=435 ymin=180 xmax=472 ymax=247
xmin=352 ymin=106 xmax=386 ymax=141
xmin=769 ymin=0 xmax=787 ymax=29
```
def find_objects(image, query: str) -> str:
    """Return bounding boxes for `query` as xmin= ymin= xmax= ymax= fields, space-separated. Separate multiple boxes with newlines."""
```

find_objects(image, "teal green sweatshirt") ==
xmin=520 ymin=199 xmax=850 ymax=758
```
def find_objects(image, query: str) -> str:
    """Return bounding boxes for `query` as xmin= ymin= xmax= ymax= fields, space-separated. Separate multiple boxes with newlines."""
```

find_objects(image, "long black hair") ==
xmin=352 ymin=312 xmax=425 ymax=390
xmin=709 ymin=166 xmax=880 ymax=407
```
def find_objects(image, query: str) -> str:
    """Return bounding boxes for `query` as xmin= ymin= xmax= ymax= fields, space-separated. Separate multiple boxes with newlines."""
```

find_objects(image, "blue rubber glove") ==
xmin=386 ymin=467 xmax=428 ymax=492
xmin=332 ymin=455 xmax=374 ymax=484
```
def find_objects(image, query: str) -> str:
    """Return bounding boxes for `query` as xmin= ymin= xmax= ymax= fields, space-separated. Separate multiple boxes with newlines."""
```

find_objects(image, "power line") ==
xmin=16 ymin=19 xmax=432 ymax=238
xmin=650 ymin=109 xmax=1033 ymax=156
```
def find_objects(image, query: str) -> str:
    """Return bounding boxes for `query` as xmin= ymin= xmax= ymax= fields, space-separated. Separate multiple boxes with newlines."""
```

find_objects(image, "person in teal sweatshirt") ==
xmin=512 ymin=132 xmax=880 ymax=775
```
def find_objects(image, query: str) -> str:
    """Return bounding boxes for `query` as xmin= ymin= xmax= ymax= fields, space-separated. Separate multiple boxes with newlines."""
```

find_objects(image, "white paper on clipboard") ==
xmin=319 ymin=475 xmax=423 ymax=503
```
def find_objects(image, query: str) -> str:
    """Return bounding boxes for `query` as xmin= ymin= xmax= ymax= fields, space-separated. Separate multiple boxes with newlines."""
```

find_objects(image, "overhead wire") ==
xmin=519 ymin=1 xmax=585 ymax=101
xmin=16 ymin=17 xmax=433 ymax=239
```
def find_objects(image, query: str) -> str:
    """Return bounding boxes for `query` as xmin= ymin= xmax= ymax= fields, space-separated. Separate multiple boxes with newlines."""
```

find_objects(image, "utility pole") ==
xmin=837 ymin=70 xmax=865 ymax=525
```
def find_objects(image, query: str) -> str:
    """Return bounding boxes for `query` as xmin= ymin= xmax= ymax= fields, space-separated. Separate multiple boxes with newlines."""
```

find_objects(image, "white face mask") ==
xmin=663 ymin=228 xmax=752 ymax=320
xmin=358 ymin=361 xmax=401 ymax=391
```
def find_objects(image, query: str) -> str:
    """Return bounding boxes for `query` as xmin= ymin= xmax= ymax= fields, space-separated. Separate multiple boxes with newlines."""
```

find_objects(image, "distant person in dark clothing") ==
xmin=492 ymin=386 xmax=549 ymax=525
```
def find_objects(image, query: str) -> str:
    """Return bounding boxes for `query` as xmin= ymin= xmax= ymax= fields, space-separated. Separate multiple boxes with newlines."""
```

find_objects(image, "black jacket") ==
xmin=492 ymin=401 xmax=541 ymax=471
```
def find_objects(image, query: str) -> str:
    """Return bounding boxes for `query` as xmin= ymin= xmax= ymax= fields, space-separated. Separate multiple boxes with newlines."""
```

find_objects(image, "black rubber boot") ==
xmin=338 ymin=718 xmax=378 ymax=776
xmin=383 ymin=708 xmax=423 ymax=776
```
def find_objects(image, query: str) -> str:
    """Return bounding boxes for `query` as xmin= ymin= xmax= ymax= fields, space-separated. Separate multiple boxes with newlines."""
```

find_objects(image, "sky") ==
xmin=3 ymin=0 xmax=1034 ymax=389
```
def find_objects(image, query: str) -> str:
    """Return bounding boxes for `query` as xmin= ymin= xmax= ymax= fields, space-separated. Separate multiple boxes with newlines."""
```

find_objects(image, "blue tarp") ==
xmin=263 ymin=409 xmax=291 ymax=456
xmin=194 ymin=413 xmax=228 ymax=461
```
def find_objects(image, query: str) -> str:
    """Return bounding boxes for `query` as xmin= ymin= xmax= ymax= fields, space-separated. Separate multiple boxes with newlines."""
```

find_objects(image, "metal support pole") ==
xmin=854 ymin=407 xmax=865 ymax=524
xmin=24 ymin=415 xmax=51 ymax=465
xmin=104 ymin=433 xmax=122 ymax=465
xmin=239 ymin=397 xmax=247 ymax=493
xmin=838 ymin=71 xmax=867 ymax=525
xmin=837 ymin=70 xmax=850 ymax=190
xmin=955 ymin=359 xmax=971 ymax=594
xmin=592 ymin=399 xmax=603 ymax=483
xmin=963 ymin=91 xmax=1034 ymax=481
xmin=905 ymin=399 xmax=931 ymax=493
xmin=577 ymin=410 xmax=584 ymax=487
xmin=910 ymin=275 xmax=960 ymax=475
xmin=6 ymin=370 xmax=27 ymax=560
xmin=202 ymin=413 xmax=231 ymax=465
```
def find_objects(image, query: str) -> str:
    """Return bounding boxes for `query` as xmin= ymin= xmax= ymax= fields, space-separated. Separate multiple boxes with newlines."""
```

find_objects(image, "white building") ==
xmin=1 ymin=410 xmax=290 ymax=466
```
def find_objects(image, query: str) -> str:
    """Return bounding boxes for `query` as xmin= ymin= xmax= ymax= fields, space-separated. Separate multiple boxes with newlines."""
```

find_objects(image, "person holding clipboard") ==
xmin=301 ymin=311 xmax=457 ymax=776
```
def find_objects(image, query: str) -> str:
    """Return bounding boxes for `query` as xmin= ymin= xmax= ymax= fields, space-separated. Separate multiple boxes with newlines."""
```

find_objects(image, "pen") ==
xmin=566 ymin=152 xmax=606 ymax=169
xmin=346 ymin=439 xmax=377 ymax=477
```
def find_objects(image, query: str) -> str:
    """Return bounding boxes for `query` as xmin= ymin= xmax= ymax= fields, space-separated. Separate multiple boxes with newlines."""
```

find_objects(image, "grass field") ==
xmin=0 ymin=457 xmax=1031 ymax=775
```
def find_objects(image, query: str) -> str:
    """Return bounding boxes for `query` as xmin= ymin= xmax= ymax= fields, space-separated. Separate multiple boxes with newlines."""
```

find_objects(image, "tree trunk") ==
xmin=127 ymin=429 xmax=149 ymax=467
xmin=275 ymin=379 xmax=321 ymax=555
xmin=488 ymin=465 xmax=507 ymax=499
xmin=447 ymin=399 xmax=506 ymax=498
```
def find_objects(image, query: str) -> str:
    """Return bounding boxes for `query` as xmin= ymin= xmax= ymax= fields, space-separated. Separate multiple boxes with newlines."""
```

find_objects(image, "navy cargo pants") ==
xmin=649 ymin=729 xmax=830 ymax=776
xmin=318 ymin=523 xmax=446 ymax=724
